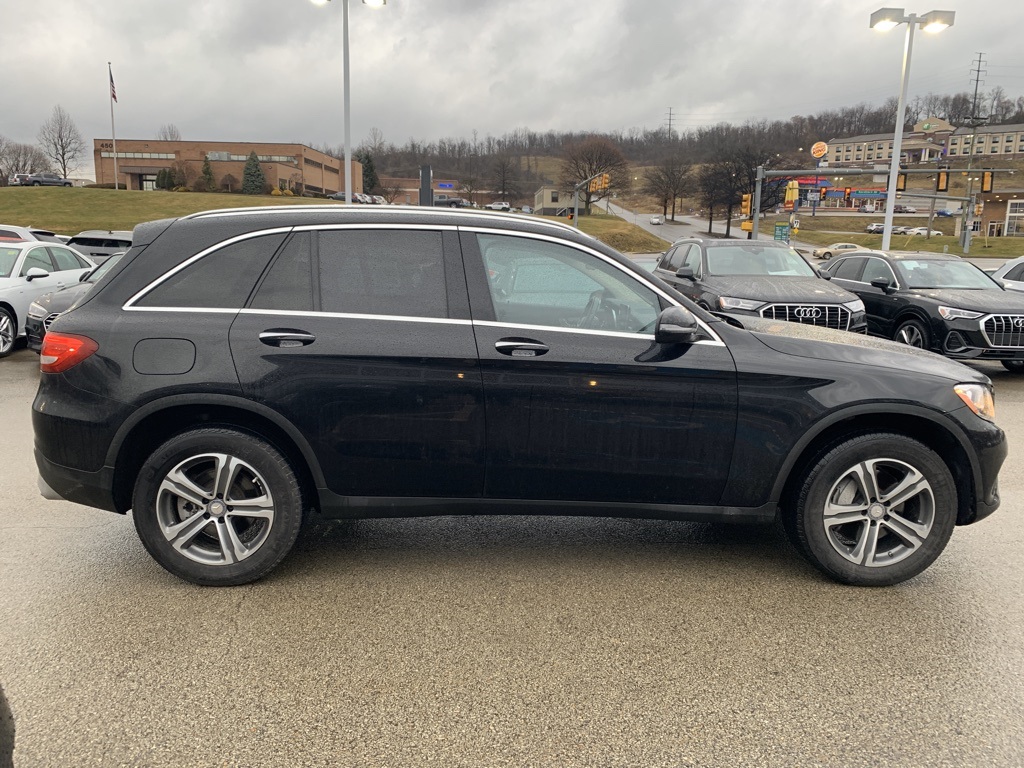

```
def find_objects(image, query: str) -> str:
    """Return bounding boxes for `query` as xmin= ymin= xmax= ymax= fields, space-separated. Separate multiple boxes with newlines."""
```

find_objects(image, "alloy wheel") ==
xmin=821 ymin=458 xmax=935 ymax=567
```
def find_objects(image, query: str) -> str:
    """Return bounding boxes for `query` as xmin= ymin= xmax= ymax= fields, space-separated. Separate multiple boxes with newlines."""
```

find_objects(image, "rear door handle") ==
xmin=495 ymin=338 xmax=549 ymax=357
xmin=259 ymin=328 xmax=316 ymax=348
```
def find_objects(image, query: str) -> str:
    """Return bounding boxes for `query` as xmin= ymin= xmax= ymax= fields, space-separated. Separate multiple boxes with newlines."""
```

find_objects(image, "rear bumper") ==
xmin=34 ymin=447 xmax=119 ymax=513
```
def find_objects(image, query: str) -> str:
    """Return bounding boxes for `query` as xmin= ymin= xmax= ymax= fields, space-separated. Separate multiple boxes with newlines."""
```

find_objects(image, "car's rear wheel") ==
xmin=62 ymin=182 xmax=71 ymax=187
xmin=894 ymin=318 xmax=929 ymax=349
xmin=822 ymin=251 xmax=832 ymax=260
xmin=0 ymin=308 xmax=15 ymax=358
xmin=132 ymin=428 xmax=304 ymax=586
xmin=784 ymin=433 xmax=957 ymax=586
xmin=1001 ymin=360 xmax=1024 ymax=373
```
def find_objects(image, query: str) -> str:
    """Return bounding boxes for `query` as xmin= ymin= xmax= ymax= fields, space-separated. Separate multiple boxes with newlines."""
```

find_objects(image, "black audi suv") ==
xmin=33 ymin=207 xmax=1005 ymax=587
xmin=654 ymin=238 xmax=867 ymax=333
xmin=822 ymin=250 xmax=1024 ymax=372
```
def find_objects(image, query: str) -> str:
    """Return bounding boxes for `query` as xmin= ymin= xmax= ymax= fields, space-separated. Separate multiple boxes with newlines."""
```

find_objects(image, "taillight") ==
xmin=40 ymin=333 xmax=98 ymax=373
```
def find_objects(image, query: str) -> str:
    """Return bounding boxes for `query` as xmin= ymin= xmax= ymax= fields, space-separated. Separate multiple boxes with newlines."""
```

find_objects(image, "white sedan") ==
xmin=812 ymin=242 xmax=861 ymax=260
xmin=906 ymin=227 xmax=944 ymax=237
xmin=0 ymin=241 xmax=94 ymax=357
xmin=649 ymin=215 xmax=664 ymax=225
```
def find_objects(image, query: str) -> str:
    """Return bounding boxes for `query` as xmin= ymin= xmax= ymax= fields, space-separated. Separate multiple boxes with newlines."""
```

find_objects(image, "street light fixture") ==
xmin=870 ymin=7 xmax=954 ymax=250
xmin=311 ymin=0 xmax=386 ymax=204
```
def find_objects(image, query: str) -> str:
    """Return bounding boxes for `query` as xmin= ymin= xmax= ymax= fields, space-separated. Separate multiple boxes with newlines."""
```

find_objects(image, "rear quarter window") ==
xmin=134 ymin=233 xmax=287 ymax=309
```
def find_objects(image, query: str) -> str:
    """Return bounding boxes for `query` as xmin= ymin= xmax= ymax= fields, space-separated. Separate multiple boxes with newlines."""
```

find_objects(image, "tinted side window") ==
xmin=69 ymin=237 xmax=102 ymax=248
xmin=833 ymin=257 xmax=866 ymax=281
xmin=478 ymin=233 xmax=660 ymax=333
xmin=47 ymin=247 xmax=83 ymax=272
xmin=1004 ymin=263 xmax=1024 ymax=282
xmin=250 ymin=233 xmax=313 ymax=311
xmin=682 ymin=245 xmax=702 ymax=273
xmin=136 ymin=233 xmax=287 ymax=308
xmin=861 ymin=258 xmax=896 ymax=286
xmin=20 ymin=248 xmax=54 ymax=275
xmin=658 ymin=247 xmax=679 ymax=271
xmin=0 ymin=230 xmax=20 ymax=239
xmin=318 ymin=230 xmax=447 ymax=318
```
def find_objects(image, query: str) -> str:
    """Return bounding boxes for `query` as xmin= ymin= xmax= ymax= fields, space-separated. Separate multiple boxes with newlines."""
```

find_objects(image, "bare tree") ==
xmin=643 ymin=154 xmax=691 ymax=220
xmin=459 ymin=176 xmax=481 ymax=205
xmin=490 ymin=155 xmax=521 ymax=201
xmin=378 ymin=181 xmax=404 ymax=204
xmin=360 ymin=127 xmax=386 ymax=155
xmin=559 ymin=136 xmax=629 ymax=214
xmin=157 ymin=124 xmax=182 ymax=142
xmin=37 ymin=105 xmax=86 ymax=179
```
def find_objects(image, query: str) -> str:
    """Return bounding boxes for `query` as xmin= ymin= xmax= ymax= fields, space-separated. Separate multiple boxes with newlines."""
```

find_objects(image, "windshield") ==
xmin=86 ymin=252 xmax=124 ymax=283
xmin=0 ymin=247 xmax=19 ymax=278
xmin=897 ymin=259 xmax=999 ymax=290
xmin=705 ymin=244 xmax=816 ymax=277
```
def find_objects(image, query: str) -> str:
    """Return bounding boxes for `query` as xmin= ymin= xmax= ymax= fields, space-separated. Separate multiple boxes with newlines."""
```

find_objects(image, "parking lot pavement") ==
xmin=2 ymin=346 xmax=1024 ymax=766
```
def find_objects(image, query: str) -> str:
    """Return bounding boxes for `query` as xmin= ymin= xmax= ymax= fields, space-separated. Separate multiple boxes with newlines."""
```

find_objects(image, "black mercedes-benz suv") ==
xmin=33 ymin=206 xmax=1005 ymax=587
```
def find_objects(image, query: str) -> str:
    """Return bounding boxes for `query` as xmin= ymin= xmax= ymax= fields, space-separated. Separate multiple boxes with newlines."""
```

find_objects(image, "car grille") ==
xmin=760 ymin=304 xmax=851 ymax=331
xmin=42 ymin=313 xmax=61 ymax=332
xmin=983 ymin=315 xmax=1024 ymax=348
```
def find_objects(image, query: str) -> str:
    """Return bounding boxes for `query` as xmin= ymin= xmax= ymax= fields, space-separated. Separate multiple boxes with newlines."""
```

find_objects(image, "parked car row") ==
xmin=865 ymin=223 xmax=944 ymax=236
xmin=30 ymin=205 xmax=1006 ymax=590
xmin=6 ymin=171 xmax=73 ymax=187
xmin=325 ymin=192 xmax=388 ymax=205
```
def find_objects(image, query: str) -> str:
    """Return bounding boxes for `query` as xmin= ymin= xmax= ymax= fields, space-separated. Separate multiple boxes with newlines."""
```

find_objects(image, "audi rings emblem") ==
xmin=1014 ymin=318 xmax=1024 ymax=329
xmin=794 ymin=307 xmax=822 ymax=319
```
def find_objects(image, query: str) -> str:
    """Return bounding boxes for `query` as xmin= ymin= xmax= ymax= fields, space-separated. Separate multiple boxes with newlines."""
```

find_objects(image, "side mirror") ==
xmin=655 ymin=306 xmax=702 ymax=345
xmin=817 ymin=268 xmax=832 ymax=280
xmin=675 ymin=266 xmax=695 ymax=279
xmin=79 ymin=270 xmax=94 ymax=282
xmin=25 ymin=267 xmax=49 ymax=281
xmin=870 ymin=277 xmax=895 ymax=294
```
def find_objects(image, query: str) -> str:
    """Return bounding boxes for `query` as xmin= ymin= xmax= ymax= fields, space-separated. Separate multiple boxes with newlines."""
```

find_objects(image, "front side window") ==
xmin=47 ymin=247 xmax=85 ymax=271
xmin=20 ymin=247 xmax=54 ymax=275
xmin=318 ymin=229 xmax=447 ymax=318
xmin=478 ymin=233 xmax=660 ymax=334
xmin=832 ymin=257 xmax=866 ymax=281
xmin=136 ymin=233 xmax=287 ymax=308
xmin=861 ymin=258 xmax=897 ymax=286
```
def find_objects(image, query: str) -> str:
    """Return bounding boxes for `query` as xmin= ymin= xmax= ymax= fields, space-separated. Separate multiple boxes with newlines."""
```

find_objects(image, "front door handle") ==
xmin=259 ymin=328 xmax=316 ymax=348
xmin=495 ymin=338 xmax=549 ymax=357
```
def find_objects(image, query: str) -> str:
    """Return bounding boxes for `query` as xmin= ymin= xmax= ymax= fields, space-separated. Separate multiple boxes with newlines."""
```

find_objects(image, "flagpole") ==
xmin=108 ymin=62 xmax=119 ymax=189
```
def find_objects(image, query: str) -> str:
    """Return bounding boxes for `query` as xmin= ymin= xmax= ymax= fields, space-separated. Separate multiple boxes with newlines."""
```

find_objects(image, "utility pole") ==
xmin=961 ymin=52 xmax=987 ymax=254
xmin=664 ymin=107 xmax=675 ymax=138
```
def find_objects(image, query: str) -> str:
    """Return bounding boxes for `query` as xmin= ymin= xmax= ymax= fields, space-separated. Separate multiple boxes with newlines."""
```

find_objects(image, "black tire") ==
xmin=1001 ymin=360 xmax=1024 ymax=373
xmin=31 ymin=181 xmax=40 ymax=186
xmin=783 ymin=433 xmax=957 ymax=586
xmin=132 ymin=428 xmax=304 ymax=586
xmin=62 ymin=182 xmax=71 ymax=187
xmin=822 ymin=251 xmax=832 ymax=260
xmin=894 ymin=317 xmax=929 ymax=349
xmin=0 ymin=308 xmax=15 ymax=358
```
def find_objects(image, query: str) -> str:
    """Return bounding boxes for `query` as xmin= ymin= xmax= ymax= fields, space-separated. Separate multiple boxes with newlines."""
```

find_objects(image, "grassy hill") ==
xmin=0 ymin=187 xmax=666 ymax=253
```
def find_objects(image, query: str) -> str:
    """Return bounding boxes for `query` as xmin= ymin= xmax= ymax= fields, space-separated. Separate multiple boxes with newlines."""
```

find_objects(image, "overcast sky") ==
xmin=2 ymin=0 xmax=1022 ymax=179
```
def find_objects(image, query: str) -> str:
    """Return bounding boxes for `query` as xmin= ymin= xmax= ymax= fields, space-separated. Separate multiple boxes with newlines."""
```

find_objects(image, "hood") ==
xmin=706 ymin=275 xmax=856 ymax=304
xmin=909 ymin=287 xmax=1024 ymax=313
xmin=735 ymin=315 xmax=989 ymax=384
xmin=33 ymin=281 xmax=93 ymax=314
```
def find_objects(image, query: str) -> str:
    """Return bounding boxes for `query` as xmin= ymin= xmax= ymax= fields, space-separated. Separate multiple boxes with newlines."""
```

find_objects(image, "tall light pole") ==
xmin=311 ymin=0 xmax=386 ymax=204
xmin=870 ymin=8 xmax=955 ymax=250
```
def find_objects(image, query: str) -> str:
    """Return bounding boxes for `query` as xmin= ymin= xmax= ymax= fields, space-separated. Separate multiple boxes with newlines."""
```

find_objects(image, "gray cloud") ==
xmin=0 ymin=0 xmax=1017 ymax=179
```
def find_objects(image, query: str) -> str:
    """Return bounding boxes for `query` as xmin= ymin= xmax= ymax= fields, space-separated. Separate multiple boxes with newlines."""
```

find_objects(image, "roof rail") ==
xmin=182 ymin=204 xmax=592 ymax=238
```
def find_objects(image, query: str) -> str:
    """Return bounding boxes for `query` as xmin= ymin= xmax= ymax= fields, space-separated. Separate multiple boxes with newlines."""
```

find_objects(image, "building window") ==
xmin=950 ymin=138 xmax=958 ymax=145
xmin=551 ymin=191 xmax=559 ymax=203
xmin=949 ymin=149 xmax=958 ymax=155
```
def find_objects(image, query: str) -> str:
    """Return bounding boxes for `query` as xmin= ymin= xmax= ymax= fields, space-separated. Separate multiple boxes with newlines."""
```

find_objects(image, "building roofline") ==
xmin=91 ymin=138 xmax=338 ymax=155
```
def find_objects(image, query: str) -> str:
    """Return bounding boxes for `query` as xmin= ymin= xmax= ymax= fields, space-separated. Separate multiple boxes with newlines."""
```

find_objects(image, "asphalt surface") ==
xmin=2 ymin=345 xmax=1024 ymax=767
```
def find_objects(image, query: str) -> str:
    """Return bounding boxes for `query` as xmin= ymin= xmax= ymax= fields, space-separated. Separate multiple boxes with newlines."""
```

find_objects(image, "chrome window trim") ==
xmin=293 ymin=222 xmax=457 ymax=232
xmin=461 ymin=226 xmax=724 ymax=346
xmin=123 ymin=227 xmax=294 ymax=309
xmin=124 ymin=306 xmax=239 ymax=314
xmin=239 ymin=308 xmax=471 ymax=326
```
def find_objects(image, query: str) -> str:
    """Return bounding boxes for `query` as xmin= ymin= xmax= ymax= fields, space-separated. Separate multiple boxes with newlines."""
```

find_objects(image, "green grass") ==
xmin=792 ymin=229 xmax=1024 ymax=257
xmin=759 ymin=213 xmax=956 ymax=236
xmin=0 ymin=187 xmax=336 ymax=235
xmin=540 ymin=212 xmax=670 ymax=253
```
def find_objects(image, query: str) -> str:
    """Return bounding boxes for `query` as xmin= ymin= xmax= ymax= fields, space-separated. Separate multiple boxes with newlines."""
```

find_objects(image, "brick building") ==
xmin=93 ymin=139 xmax=362 ymax=195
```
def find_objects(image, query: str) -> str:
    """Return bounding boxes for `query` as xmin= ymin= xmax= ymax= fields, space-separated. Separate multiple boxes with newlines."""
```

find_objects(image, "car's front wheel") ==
xmin=0 ymin=308 xmax=16 ymax=358
xmin=784 ymin=433 xmax=957 ymax=586
xmin=132 ymin=428 xmax=304 ymax=586
xmin=1001 ymin=360 xmax=1024 ymax=373
xmin=894 ymin=317 xmax=929 ymax=349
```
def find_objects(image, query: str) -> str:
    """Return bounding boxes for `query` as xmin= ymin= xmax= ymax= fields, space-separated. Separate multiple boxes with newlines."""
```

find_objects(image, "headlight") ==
xmin=954 ymin=383 xmax=996 ymax=422
xmin=718 ymin=297 xmax=765 ymax=311
xmin=843 ymin=299 xmax=865 ymax=313
xmin=938 ymin=306 xmax=983 ymax=321
xmin=28 ymin=301 xmax=47 ymax=319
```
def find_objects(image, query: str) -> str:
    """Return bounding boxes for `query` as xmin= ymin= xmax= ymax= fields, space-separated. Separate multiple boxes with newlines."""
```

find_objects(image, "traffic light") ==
xmin=740 ymin=193 xmax=752 ymax=217
xmin=588 ymin=178 xmax=598 ymax=193
xmin=895 ymin=173 xmax=907 ymax=192
xmin=936 ymin=168 xmax=949 ymax=193
xmin=601 ymin=173 xmax=610 ymax=189
xmin=981 ymin=171 xmax=994 ymax=193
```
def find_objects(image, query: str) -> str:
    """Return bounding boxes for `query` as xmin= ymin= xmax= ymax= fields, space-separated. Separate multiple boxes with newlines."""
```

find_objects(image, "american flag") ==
xmin=108 ymin=63 xmax=117 ymax=103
